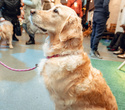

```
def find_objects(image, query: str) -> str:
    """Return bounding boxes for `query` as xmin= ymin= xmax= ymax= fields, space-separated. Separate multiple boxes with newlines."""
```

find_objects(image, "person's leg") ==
xmin=23 ymin=23 xmax=35 ymax=45
xmin=92 ymin=22 xmax=106 ymax=51
xmin=90 ymin=21 xmax=96 ymax=49
xmin=12 ymin=20 xmax=19 ymax=41
xmin=112 ymin=33 xmax=123 ymax=49
xmin=108 ymin=32 xmax=122 ymax=48
xmin=90 ymin=12 xmax=108 ymax=59
xmin=90 ymin=22 xmax=98 ymax=57
xmin=117 ymin=34 xmax=125 ymax=58
xmin=26 ymin=34 xmax=35 ymax=45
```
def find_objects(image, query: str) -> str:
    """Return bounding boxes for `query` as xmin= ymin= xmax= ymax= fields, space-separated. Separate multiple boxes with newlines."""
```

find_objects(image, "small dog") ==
xmin=31 ymin=5 xmax=118 ymax=110
xmin=0 ymin=20 xmax=13 ymax=48
xmin=83 ymin=27 xmax=92 ymax=37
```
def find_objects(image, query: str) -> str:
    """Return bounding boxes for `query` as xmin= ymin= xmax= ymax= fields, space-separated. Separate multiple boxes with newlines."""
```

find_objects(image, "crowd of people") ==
xmin=0 ymin=0 xmax=124 ymax=59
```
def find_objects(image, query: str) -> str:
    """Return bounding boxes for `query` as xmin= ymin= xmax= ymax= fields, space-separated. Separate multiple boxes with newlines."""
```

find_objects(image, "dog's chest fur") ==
xmin=39 ymin=54 xmax=86 ymax=106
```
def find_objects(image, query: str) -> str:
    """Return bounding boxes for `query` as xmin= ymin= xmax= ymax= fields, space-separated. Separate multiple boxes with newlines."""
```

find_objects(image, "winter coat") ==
xmin=67 ymin=0 xmax=83 ymax=18
xmin=0 ymin=0 xmax=21 ymax=23
xmin=23 ymin=0 xmax=41 ymax=35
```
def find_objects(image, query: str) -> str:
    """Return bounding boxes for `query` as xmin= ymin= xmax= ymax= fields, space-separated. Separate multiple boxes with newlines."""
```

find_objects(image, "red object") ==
xmin=47 ymin=54 xmax=60 ymax=59
xmin=67 ymin=0 xmax=83 ymax=18
xmin=47 ymin=54 xmax=69 ymax=59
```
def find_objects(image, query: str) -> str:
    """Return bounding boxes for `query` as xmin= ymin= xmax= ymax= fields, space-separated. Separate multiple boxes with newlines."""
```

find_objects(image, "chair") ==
xmin=118 ymin=60 xmax=125 ymax=70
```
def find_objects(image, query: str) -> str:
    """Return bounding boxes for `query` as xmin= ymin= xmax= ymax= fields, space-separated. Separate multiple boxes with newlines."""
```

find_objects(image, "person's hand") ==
xmin=120 ymin=24 xmax=125 ymax=31
xmin=0 ymin=17 xmax=5 ymax=22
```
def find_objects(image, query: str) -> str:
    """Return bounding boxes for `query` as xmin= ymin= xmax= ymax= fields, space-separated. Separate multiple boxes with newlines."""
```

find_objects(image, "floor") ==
xmin=0 ymin=32 xmax=125 ymax=110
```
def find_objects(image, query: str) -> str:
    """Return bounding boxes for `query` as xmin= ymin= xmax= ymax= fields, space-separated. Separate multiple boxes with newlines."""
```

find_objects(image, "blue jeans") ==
xmin=90 ymin=12 xmax=108 ymax=51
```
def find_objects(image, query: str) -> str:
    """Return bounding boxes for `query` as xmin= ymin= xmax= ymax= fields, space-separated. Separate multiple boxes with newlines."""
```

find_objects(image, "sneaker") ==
xmin=90 ymin=50 xmax=102 ymax=59
xmin=108 ymin=48 xmax=117 ymax=51
xmin=117 ymin=53 xmax=125 ymax=59
xmin=26 ymin=39 xmax=35 ymax=45
xmin=113 ymin=49 xmax=124 ymax=55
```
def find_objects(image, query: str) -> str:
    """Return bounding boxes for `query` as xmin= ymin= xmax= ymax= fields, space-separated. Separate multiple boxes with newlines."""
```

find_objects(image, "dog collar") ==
xmin=47 ymin=54 xmax=60 ymax=59
xmin=46 ymin=54 xmax=69 ymax=59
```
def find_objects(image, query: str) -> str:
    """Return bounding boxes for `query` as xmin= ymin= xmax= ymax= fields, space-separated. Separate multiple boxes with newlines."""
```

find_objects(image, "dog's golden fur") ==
xmin=32 ymin=5 xmax=118 ymax=110
xmin=0 ymin=20 xmax=13 ymax=48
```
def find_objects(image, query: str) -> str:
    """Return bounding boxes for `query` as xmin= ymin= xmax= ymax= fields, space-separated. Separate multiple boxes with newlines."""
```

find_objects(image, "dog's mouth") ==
xmin=33 ymin=23 xmax=47 ymax=32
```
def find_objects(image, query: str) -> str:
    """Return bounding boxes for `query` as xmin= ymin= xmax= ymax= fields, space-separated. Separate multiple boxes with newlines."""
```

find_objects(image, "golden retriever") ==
xmin=31 ymin=5 xmax=118 ymax=110
xmin=0 ymin=20 xmax=13 ymax=48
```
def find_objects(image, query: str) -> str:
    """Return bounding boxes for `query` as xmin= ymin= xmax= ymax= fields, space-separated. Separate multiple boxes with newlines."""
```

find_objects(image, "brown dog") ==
xmin=31 ymin=5 xmax=118 ymax=110
xmin=83 ymin=27 xmax=92 ymax=37
xmin=0 ymin=20 xmax=13 ymax=48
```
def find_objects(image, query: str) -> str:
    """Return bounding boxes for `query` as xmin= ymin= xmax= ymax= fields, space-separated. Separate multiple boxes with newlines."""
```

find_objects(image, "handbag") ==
xmin=15 ymin=20 xmax=22 ymax=36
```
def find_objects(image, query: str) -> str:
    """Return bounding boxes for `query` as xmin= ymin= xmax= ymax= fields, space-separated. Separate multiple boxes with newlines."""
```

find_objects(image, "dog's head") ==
xmin=31 ymin=5 xmax=83 ymax=55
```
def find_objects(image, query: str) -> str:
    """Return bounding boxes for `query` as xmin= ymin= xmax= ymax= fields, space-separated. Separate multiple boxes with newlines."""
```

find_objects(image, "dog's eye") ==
xmin=53 ymin=8 xmax=58 ymax=14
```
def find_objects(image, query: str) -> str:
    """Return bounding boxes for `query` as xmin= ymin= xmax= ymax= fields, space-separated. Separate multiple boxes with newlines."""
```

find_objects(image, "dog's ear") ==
xmin=59 ymin=15 xmax=82 ymax=42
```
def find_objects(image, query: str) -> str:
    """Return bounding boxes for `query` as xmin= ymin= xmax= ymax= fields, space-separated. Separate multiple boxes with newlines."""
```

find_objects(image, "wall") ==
xmin=106 ymin=0 xmax=121 ymax=28
xmin=115 ymin=0 xmax=125 ymax=32
xmin=55 ymin=0 xmax=61 ymax=4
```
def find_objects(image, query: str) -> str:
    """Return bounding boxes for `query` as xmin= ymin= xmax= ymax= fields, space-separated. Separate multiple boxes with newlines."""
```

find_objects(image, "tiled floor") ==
xmin=0 ymin=32 xmax=124 ymax=110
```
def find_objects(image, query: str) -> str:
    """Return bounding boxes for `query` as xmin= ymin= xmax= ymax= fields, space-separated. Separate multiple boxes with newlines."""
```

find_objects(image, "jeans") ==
xmin=90 ymin=12 xmax=108 ymax=51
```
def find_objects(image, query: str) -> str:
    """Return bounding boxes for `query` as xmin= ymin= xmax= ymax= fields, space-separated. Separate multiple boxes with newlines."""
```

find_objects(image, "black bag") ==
xmin=15 ymin=20 xmax=22 ymax=36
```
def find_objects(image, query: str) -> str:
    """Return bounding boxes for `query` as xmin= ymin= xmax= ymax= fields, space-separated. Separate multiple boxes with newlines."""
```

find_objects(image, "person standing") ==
xmin=90 ymin=0 xmax=110 ymax=59
xmin=67 ymin=0 xmax=83 ymax=18
xmin=22 ymin=0 xmax=41 ymax=45
xmin=113 ymin=25 xmax=125 ymax=59
xmin=0 ymin=0 xmax=21 ymax=41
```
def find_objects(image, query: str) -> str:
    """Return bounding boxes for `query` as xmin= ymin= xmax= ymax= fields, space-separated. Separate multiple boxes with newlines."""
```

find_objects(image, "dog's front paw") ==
xmin=9 ymin=45 xmax=13 ymax=49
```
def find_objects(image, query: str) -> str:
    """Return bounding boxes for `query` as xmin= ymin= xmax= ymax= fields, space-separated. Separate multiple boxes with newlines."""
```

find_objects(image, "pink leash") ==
xmin=0 ymin=61 xmax=38 ymax=72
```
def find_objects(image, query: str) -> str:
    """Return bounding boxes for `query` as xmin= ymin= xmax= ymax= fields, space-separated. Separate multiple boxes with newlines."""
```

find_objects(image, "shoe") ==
xmin=26 ymin=39 xmax=35 ymax=45
xmin=13 ymin=36 xmax=19 ymax=41
xmin=117 ymin=53 xmax=125 ymax=59
xmin=108 ymin=48 xmax=118 ymax=51
xmin=113 ymin=48 xmax=124 ymax=55
xmin=90 ymin=50 xmax=102 ymax=59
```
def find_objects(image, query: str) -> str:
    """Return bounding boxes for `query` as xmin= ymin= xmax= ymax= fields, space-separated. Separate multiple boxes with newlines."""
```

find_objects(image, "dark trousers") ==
xmin=4 ymin=15 xmax=18 ymax=38
xmin=110 ymin=32 xmax=123 ymax=49
xmin=120 ymin=33 xmax=125 ymax=51
xmin=91 ymin=12 xmax=108 ymax=51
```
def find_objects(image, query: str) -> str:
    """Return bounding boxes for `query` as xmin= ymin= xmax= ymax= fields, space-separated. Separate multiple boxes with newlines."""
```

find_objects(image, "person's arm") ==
xmin=0 ymin=0 xmax=4 ymax=18
xmin=23 ymin=0 xmax=39 ymax=8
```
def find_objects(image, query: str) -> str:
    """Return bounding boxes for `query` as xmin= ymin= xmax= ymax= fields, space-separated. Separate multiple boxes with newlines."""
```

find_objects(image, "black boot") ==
xmin=13 ymin=34 xmax=19 ymax=41
xmin=26 ymin=36 xmax=35 ymax=45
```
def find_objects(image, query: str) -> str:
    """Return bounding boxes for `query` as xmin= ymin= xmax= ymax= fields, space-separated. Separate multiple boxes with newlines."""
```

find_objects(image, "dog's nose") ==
xmin=30 ymin=9 xmax=36 ymax=15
